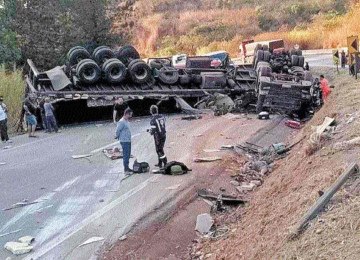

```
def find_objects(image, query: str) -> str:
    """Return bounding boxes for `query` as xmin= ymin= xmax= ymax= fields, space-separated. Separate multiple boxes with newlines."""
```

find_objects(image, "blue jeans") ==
xmin=120 ymin=142 xmax=131 ymax=171
xmin=46 ymin=115 xmax=58 ymax=132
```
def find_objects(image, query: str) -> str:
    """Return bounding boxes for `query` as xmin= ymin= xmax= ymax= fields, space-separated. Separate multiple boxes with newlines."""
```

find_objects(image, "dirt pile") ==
xmin=194 ymin=68 xmax=360 ymax=259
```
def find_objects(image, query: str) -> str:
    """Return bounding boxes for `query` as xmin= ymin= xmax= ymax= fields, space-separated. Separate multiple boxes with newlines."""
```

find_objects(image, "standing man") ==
xmin=113 ymin=97 xmax=129 ymax=124
xmin=115 ymin=108 xmax=133 ymax=175
xmin=320 ymin=75 xmax=331 ymax=102
xmin=341 ymin=50 xmax=346 ymax=68
xmin=23 ymin=95 xmax=38 ymax=137
xmin=44 ymin=98 xmax=60 ymax=133
xmin=149 ymin=105 xmax=167 ymax=168
xmin=0 ymin=96 xmax=11 ymax=143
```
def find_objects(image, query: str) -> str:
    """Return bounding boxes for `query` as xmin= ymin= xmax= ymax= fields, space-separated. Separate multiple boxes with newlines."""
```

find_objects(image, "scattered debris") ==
xmin=195 ymin=213 xmax=214 ymax=235
xmin=18 ymin=236 xmax=35 ymax=244
xmin=181 ymin=115 xmax=202 ymax=121
xmin=2 ymin=200 xmax=42 ymax=211
xmin=99 ymin=199 xmax=104 ymax=203
xmin=316 ymin=117 xmax=335 ymax=135
xmin=165 ymin=184 xmax=182 ymax=190
xmin=78 ymin=236 xmax=104 ymax=247
xmin=285 ymin=120 xmax=302 ymax=129
xmin=71 ymin=154 xmax=92 ymax=159
xmin=197 ymin=189 xmax=247 ymax=205
xmin=0 ymin=229 xmax=22 ymax=238
xmin=0 ymin=162 xmax=6 ymax=165
xmin=230 ymin=180 xmax=240 ymax=186
xmin=221 ymin=145 xmax=234 ymax=150
xmin=203 ymin=149 xmax=221 ymax=153
xmin=119 ymin=235 xmax=127 ymax=241
xmin=258 ymin=111 xmax=270 ymax=120
xmin=291 ymin=163 xmax=359 ymax=237
xmin=103 ymin=148 xmax=134 ymax=160
xmin=193 ymin=157 xmax=222 ymax=163
xmin=222 ymin=113 xmax=242 ymax=120
xmin=333 ymin=136 xmax=360 ymax=151
xmin=238 ymin=182 xmax=256 ymax=192
xmin=3 ymin=145 xmax=12 ymax=149
xmin=4 ymin=236 xmax=35 ymax=255
xmin=4 ymin=242 xmax=33 ymax=255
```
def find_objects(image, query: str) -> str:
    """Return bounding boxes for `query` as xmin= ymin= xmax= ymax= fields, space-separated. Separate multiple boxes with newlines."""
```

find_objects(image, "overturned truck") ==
xmin=24 ymin=44 xmax=320 ymax=124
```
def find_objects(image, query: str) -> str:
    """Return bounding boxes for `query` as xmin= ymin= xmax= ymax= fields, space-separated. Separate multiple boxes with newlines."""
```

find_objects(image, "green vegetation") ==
xmin=0 ymin=69 xmax=24 ymax=132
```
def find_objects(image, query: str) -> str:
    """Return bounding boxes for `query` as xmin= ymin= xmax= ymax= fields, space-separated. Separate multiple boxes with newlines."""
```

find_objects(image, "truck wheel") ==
xmin=117 ymin=45 xmax=140 ymax=66
xmin=191 ymin=74 xmax=202 ymax=85
xmin=263 ymin=51 xmax=271 ymax=62
xmin=149 ymin=59 xmax=171 ymax=70
xmin=262 ymin=45 xmax=269 ymax=51
xmin=256 ymin=50 xmax=264 ymax=62
xmin=227 ymin=78 xmax=237 ymax=88
xmin=76 ymin=59 xmax=101 ymax=84
xmin=68 ymin=47 xmax=91 ymax=66
xmin=291 ymin=55 xmax=299 ymax=66
xmin=67 ymin=46 xmax=85 ymax=59
xmin=93 ymin=46 xmax=115 ymax=65
xmin=298 ymin=56 xmax=305 ymax=67
xmin=102 ymin=58 xmax=127 ymax=83
xmin=128 ymin=59 xmax=151 ymax=84
xmin=158 ymin=67 xmax=179 ymax=85
xmin=256 ymin=94 xmax=266 ymax=113
xmin=179 ymin=74 xmax=191 ymax=85
xmin=296 ymin=50 xmax=303 ymax=56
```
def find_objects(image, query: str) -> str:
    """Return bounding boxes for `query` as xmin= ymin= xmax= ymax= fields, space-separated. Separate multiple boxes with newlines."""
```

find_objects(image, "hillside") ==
xmin=112 ymin=0 xmax=359 ymax=56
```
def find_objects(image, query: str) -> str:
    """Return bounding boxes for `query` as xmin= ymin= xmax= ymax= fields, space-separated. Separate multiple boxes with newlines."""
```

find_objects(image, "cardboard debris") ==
xmin=193 ymin=157 xmax=222 ymax=163
xmin=316 ymin=117 xmax=335 ymax=135
xmin=195 ymin=213 xmax=214 ymax=235
xmin=78 ymin=236 xmax=104 ymax=247
xmin=72 ymin=154 xmax=92 ymax=159
xmin=4 ymin=242 xmax=33 ymax=255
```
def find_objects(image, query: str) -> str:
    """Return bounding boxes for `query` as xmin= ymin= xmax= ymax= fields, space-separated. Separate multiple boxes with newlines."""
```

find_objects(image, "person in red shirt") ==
xmin=320 ymin=75 xmax=331 ymax=102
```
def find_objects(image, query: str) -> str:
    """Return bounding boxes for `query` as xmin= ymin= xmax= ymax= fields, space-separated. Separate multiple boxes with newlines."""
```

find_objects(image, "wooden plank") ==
xmin=295 ymin=163 xmax=359 ymax=234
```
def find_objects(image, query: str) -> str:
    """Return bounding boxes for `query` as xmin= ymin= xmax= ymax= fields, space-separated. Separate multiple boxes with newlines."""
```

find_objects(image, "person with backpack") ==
xmin=149 ymin=105 xmax=167 ymax=169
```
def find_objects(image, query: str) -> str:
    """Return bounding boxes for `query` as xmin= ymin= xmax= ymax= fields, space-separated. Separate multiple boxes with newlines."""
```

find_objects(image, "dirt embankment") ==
xmin=196 ymin=68 xmax=360 ymax=259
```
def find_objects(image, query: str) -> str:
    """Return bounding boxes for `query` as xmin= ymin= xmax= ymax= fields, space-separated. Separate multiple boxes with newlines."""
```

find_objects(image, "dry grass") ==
xmin=197 ymin=69 xmax=360 ymax=259
xmin=0 ymin=70 xmax=25 ymax=133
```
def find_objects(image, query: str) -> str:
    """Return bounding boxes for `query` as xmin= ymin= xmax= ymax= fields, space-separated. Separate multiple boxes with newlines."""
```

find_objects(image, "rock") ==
xmin=240 ymin=182 xmax=256 ymax=191
xmin=195 ymin=213 xmax=214 ymax=234
xmin=250 ymin=180 xmax=262 ymax=186
xmin=315 ymin=229 xmax=323 ymax=234
xmin=18 ymin=236 xmax=35 ymax=245
xmin=119 ymin=235 xmax=127 ymax=241
xmin=230 ymin=181 xmax=240 ymax=186
xmin=4 ymin=242 xmax=33 ymax=255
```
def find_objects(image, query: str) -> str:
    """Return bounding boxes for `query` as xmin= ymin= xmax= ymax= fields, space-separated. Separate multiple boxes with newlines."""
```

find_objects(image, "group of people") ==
xmin=114 ymin=98 xmax=167 ymax=175
xmin=23 ymin=95 xmax=60 ymax=138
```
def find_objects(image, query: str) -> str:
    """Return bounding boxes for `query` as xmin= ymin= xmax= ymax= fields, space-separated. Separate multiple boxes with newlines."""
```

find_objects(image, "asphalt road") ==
xmin=0 ymin=116 xmax=197 ymax=259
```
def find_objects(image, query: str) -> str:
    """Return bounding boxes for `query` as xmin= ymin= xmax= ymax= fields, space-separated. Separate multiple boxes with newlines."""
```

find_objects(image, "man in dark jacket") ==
xmin=149 ymin=105 xmax=167 ymax=168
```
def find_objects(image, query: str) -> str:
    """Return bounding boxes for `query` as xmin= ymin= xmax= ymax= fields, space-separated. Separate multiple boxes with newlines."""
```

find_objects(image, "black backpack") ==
xmin=133 ymin=160 xmax=150 ymax=173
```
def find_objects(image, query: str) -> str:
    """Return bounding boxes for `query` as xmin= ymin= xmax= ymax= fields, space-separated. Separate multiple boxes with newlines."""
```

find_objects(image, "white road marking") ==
xmin=23 ymin=175 xmax=160 ymax=260
xmin=90 ymin=133 xmax=141 ymax=154
xmin=0 ymin=135 xmax=59 ymax=153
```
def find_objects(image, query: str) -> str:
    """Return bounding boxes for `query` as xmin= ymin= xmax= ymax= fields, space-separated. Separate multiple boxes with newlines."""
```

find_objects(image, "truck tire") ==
xmin=256 ymin=50 xmax=264 ymax=62
xmin=76 ymin=59 xmax=101 ymax=84
xmin=68 ymin=47 xmax=91 ymax=66
xmin=256 ymin=94 xmax=266 ymax=114
xmin=262 ymin=45 xmax=269 ymax=51
xmin=227 ymin=78 xmax=237 ymax=88
xmin=191 ymin=74 xmax=202 ymax=85
xmin=179 ymin=74 xmax=191 ymax=85
xmin=296 ymin=50 xmax=303 ymax=56
xmin=128 ymin=59 xmax=151 ymax=84
xmin=291 ymin=55 xmax=299 ymax=66
xmin=149 ymin=59 xmax=171 ymax=70
xmin=102 ymin=58 xmax=127 ymax=83
xmin=67 ymin=46 xmax=85 ymax=59
xmin=93 ymin=46 xmax=115 ymax=65
xmin=158 ymin=67 xmax=179 ymax=85
xmin=263 ymin=51 xmax=271 ymax=62
xmin=298 ymin=56 xmax=305 ymax=67
xmin=117 ymin=45 xmax=140 ymax=66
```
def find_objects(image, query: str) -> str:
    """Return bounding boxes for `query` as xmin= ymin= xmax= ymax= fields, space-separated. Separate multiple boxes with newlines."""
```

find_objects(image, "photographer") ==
xmin=148 ymin=105 xmax=167 ymax=169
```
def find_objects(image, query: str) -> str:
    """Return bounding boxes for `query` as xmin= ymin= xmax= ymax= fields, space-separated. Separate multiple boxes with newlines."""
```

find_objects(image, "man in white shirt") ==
xmin=0 ymin=96 xmax=11 ymax=143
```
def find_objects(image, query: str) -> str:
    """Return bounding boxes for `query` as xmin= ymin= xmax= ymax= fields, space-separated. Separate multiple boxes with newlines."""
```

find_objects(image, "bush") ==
xmin=0 ymin=69 xmax=24 ymax=133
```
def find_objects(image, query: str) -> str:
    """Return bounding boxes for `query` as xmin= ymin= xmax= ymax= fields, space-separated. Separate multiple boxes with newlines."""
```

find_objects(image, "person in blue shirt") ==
xmin=115 ymin=108 xmax=133 ymax=175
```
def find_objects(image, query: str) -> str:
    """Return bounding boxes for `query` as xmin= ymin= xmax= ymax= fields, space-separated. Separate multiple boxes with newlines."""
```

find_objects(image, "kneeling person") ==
xmin=149 ymin=105 xmax=167 ymax=168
